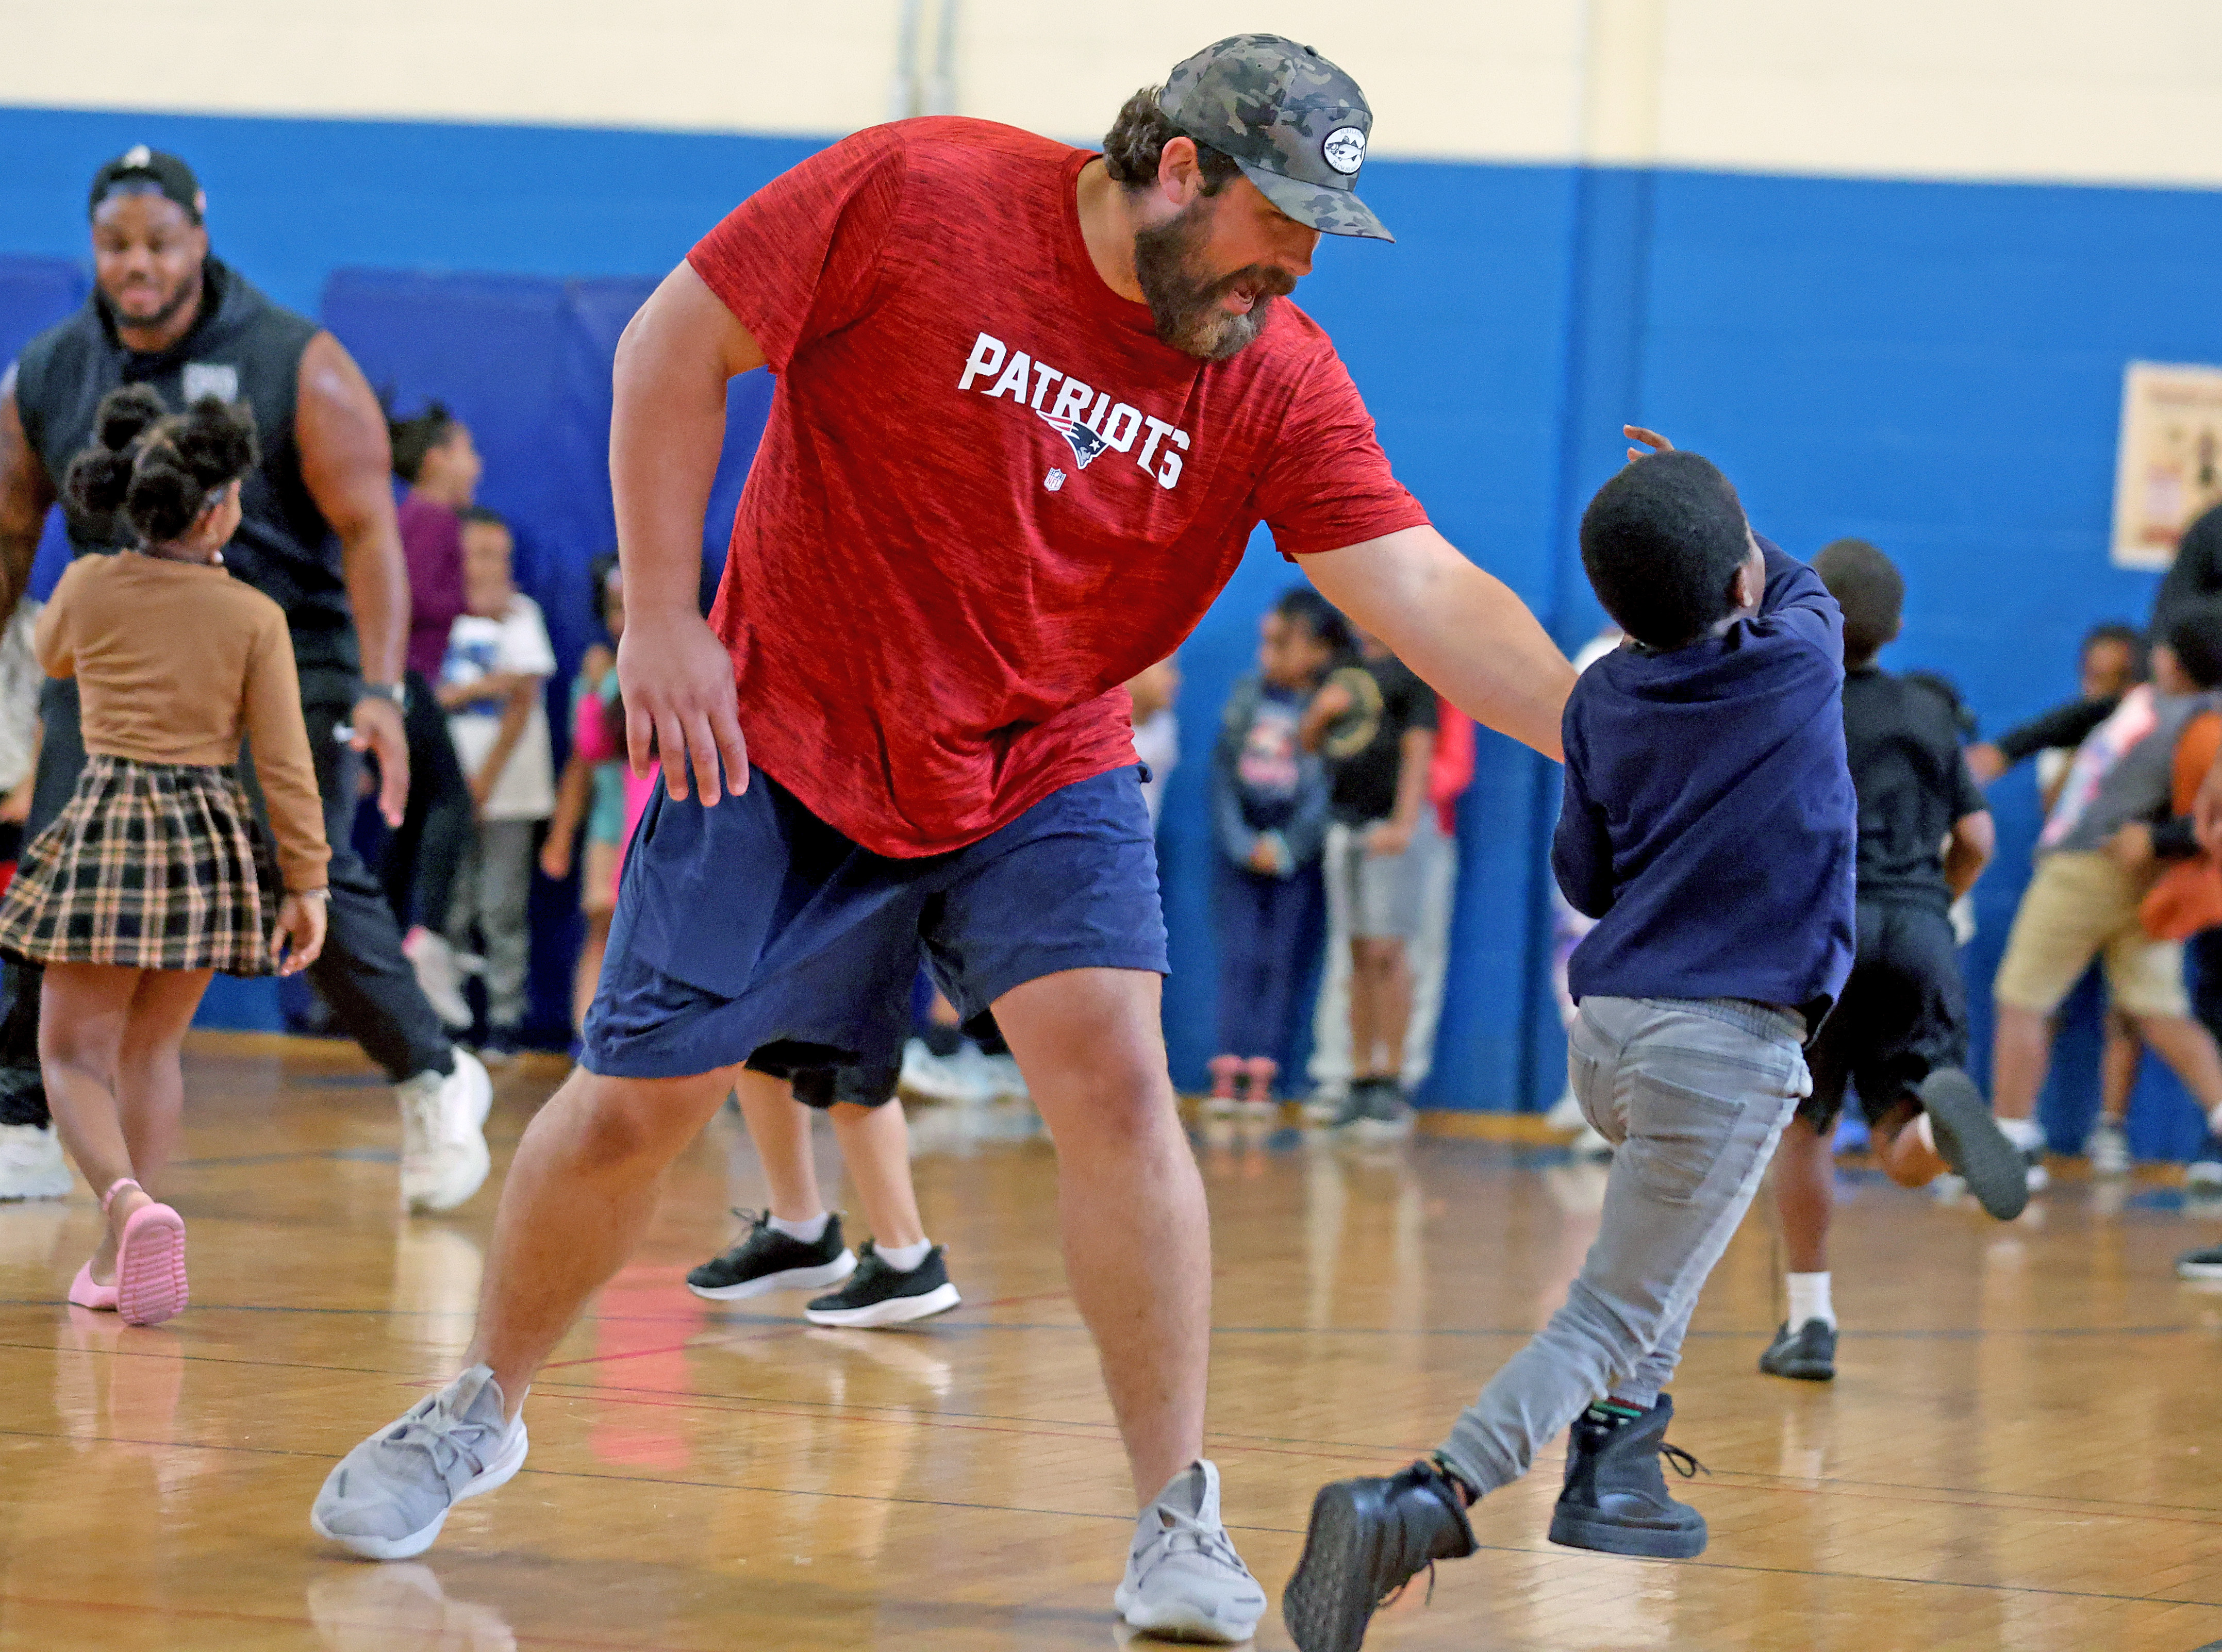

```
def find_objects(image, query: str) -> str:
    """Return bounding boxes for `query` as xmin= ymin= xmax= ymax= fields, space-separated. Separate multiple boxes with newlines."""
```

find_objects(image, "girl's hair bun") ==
xmin=93 ymin=383 xmax=167 ymax=452
xmin=62 ymin=447 xmax=135 ymax=519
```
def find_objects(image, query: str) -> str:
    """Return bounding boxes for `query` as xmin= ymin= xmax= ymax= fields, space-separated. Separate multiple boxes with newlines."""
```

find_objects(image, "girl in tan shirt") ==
xmin=0 ymin=387 xmax=329 ymax=1325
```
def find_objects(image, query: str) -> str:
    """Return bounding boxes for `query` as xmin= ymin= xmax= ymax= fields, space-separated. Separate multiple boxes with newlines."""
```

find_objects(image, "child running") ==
xmin=3 ymin=387 xmax=328 ymax=1326
xmin=1760 ymin=539 xmax=2023 ymax=1384
xmin=1282 ymin=435 xmax=1856 ymax=1652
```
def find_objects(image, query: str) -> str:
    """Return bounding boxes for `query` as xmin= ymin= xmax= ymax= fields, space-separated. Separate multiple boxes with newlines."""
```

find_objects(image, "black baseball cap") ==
xmin=88 ymin=146 xmax=205 ymax=224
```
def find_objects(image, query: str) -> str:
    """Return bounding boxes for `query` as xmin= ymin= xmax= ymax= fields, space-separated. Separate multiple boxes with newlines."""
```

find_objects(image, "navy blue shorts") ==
xmin=581 ymin=764 xmax=1167 ymax=1092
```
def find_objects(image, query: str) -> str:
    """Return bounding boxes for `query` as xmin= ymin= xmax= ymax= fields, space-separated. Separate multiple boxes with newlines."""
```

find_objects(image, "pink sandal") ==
xmin=67 ymin=1261 xmax=118 ymax=1312
xmin=104 ymin=1178 xmax=188 ymax=1326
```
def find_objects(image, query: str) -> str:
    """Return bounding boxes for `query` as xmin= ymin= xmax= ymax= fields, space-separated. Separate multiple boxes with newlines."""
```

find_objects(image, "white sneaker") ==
xmin=403 ymin=929 xmax=474 ymax=1032
xmin=311 ymin=1364 xmax=526 ymax=1559
xmin=1114 ymin=1460 xmax=1265 ymax=1644
xmin=398 ymin=1049 xmax=493 ymax=1213
xmin=2087 ymin=1120 xmax=2131 ymax=1176
xmin=1544 ymin=1088 xmax=1585 ymax=1132
xmin=0 ymin=1122 xmax=72 ymax=1201
xmin=974 ymin=1051 xmax=1028 ymax=1104
xmin=898 ymin=1039 xmax=985 ymax=1106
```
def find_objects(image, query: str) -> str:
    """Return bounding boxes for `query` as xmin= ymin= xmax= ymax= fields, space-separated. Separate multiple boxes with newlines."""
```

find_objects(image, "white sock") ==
xmin=769 ymin=1211 xmax=831 ymax=1244
xmin=875 ymin=1238 xmax=932 ymax=1273
xmin=1786 ymin=1271 xmax=1835 ymax=1330
xmin=2209 ymin=1102 xmax=2222 ymax=1137
xmin=1997 ymin=1115 xmax=2044 ymax=1153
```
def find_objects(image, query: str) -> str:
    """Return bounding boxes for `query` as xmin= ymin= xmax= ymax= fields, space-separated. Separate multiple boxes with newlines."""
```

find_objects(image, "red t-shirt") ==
xmin=687 ymin=117 xmax=1430 ymax=857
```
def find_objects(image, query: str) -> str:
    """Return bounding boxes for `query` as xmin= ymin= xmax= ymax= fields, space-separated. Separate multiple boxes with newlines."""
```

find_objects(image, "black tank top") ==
xmin=10 ymin=258 xmax=359 ymax=697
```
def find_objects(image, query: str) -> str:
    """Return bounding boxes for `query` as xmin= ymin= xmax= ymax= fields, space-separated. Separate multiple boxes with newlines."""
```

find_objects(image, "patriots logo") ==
xmin=1036 ymin=408 xmax=1109 ymax=469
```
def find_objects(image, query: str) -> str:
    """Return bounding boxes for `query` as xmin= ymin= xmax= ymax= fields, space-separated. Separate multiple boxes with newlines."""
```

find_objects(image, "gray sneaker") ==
xmin=311 ymin=1365 xmax=528 ymax=1560
xmin=1114 ymin=1460 xmax=1266 ymax=1643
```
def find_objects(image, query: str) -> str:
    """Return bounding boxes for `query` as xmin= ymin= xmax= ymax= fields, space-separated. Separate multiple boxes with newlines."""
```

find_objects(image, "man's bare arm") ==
xmin=0 ymin=385 xmax=55 ymax=627
xmin=610 ymin=261 xmax=765 ymax=801
xmin=1303 ymin=526 xmax=1575 ymax=763
xmin=296 ymin=330 xmax=411 ymax=825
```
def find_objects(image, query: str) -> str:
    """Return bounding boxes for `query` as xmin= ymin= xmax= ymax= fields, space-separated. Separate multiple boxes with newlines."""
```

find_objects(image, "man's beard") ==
xmin=1133 ymin=199 xmax=1295 ymax=362
xmin=103 ymin=267 xmax=201 ymax=336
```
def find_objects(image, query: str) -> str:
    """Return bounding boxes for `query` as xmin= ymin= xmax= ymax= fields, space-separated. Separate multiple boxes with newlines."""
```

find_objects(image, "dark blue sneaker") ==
xmin=1283 ymin=1459 xmax=1475 ymax=1652
xmin=1548 ymin=1395 xmax=1708 ymax=1559
xmin=1758 ymin=1317 xmax=1837 ymax=1381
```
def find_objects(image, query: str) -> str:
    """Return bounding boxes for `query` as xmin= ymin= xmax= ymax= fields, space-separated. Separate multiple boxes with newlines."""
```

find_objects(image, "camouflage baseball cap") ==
xmin=1159 ymin=35 xmax=1390 ymax=242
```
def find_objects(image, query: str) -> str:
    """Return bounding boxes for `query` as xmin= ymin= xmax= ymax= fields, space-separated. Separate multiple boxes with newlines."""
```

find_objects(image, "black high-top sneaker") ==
xmin=1759 ymin=1318 xmax=1838 ymax=1381
xmin=1919 ymin=1069 xmax=2028 ymax=1220
xmin=1547 ymin=1395 xmax=1709 ymax=1559
xmin=1283 ymin=1459 xmax=1477 ymax=1652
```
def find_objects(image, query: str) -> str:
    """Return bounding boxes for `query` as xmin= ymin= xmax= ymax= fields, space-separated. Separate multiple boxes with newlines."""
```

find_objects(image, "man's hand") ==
xmin=1624 ymin=425 xmax=1674 ymax=462
xmin=618 ymin=611 xmax=750 ymax=802
xmin=540 ymin=832 xmax=575 ymax=882
xmin=1367 ymin=817 xmax=1416 ymax=858
xmin=350 ymin=695 xmax=408 ymax=827
xmin=1965 ymin=742 xmax=2008 ymax=786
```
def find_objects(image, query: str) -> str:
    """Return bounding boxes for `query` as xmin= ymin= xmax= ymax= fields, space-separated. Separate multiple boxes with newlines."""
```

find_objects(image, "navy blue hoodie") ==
xmin=1554 ymin=540 xmax=1857 ymax=1025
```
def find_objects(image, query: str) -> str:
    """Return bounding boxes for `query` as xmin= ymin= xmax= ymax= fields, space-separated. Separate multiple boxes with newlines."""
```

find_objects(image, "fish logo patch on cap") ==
xmin=1322 ymin=127 xmax=1366 ymax=176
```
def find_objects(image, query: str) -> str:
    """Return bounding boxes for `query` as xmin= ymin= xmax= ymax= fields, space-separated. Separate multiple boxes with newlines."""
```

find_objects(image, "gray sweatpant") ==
xmin=447 ymin=818 xmax=539 ymax=1031
xmin=1438 ymin=995 xmax=1808 ymax=1496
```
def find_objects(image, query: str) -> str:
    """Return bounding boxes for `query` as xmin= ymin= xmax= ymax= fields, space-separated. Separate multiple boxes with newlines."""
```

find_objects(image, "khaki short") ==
xmin=1992 ymin=850 xmax=2188 ymax=1018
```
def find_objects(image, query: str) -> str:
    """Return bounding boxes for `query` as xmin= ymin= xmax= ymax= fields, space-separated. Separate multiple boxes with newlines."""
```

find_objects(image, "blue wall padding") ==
xmin=8 ymin=104 xmax=2222 ymax=1154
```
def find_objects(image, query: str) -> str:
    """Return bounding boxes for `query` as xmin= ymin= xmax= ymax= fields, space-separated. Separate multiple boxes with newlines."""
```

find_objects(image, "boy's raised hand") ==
xmin=1624 ymin=425 xmax=1674 ymax=462
xmin=272 ymin=892 xmax=329 ymax=975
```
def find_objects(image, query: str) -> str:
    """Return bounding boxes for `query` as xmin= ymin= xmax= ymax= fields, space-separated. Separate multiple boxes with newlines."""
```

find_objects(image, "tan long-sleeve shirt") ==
xmin=35 ymin=553 xmax=331 ymax=892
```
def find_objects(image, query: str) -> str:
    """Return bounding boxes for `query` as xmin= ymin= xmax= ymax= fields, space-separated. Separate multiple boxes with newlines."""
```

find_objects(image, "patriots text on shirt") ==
xmin=958 ymin=332 xmax=1191 ymax=491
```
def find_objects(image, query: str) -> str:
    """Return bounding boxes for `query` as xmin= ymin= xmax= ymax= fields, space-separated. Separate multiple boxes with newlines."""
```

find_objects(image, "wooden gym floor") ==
xmin=4 ymin=1032 xmax=2221 ymax=1651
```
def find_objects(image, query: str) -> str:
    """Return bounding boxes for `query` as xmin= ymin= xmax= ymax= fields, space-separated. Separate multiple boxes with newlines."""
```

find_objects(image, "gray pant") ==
xmin=447 ymin=818 xmax=538 ymax=1030
xmin=1438 ymin=995 xmax=1808 ymax=1495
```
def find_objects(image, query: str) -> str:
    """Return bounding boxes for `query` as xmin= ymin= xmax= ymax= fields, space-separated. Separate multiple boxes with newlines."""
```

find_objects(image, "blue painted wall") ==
xmin=6 ymin=105 xmax=2222 ymax=1149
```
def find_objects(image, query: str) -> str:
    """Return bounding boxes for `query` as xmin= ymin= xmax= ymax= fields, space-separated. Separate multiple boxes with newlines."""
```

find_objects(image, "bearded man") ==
xmin=314 ymin=36 xmax=1576 ymax=1642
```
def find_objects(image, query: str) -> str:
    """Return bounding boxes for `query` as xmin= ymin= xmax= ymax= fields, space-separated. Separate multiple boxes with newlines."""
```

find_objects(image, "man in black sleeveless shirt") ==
xmin=0 ymin=147 xmax=491 ymax=1212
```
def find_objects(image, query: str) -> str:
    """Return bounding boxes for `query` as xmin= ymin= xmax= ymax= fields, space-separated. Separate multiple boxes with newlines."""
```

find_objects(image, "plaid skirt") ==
xmin=0 ymin=753 xmax=281 ymax=975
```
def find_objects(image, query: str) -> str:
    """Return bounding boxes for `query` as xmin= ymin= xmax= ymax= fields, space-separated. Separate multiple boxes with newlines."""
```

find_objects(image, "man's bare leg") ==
xmin=468 ymin=1064 xmax=737 ymax=1415
xmin=2131 ymin=1012 xmax=2222 ymax=1113
xmin=993 ymin=967 xmax=1207 ymax=1508
xmin=2101 ymin=1008 xmax=2142 ymax=1125
xmin=1990 ymin=1003 xmax=2053 ymax=1121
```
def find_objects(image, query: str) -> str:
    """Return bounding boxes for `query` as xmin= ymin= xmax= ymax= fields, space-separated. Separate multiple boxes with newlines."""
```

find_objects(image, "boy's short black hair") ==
xmin=2164 ymin=599 xmax=2222 ymax=691
xmin=1273 ymin=586 xmax=1354 ymax=656
xmin=1812 ymin=538 xmax=1904 ymax=665
xmin=2082 ymin=620 xmax=2147 ymax=675
xmin=1578 ymin=451 xmax=1752 ymax=649
xmin=458 ymin=506 xmax=507 ymax=533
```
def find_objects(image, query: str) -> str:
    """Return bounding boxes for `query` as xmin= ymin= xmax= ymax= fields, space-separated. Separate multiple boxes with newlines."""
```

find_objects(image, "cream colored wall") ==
xmin=6 ymin=0 xmax=2222 ymax=187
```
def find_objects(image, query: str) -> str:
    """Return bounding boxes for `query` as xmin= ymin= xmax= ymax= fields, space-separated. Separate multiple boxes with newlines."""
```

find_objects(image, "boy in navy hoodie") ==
xmin=1283 ymin=439 xmax=1858 ymax=1652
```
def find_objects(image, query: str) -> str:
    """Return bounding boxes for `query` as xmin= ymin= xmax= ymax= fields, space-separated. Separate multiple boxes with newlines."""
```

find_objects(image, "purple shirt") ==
xmin=397 ymin=493 xmax=467 ymax=682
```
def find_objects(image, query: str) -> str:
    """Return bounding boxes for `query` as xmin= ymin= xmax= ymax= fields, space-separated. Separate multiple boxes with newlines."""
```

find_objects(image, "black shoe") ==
xmin=2177 ymin=1245 xmax=2222 ymax=1280
xmin=1919 ymin=1069 xmax=2028 ymax=1220
xmin=1283 ymin=1459 xmax=1476 ymax=1652
xmin=804 ymin=1242 xmax=961 ymax=1327
xmin=1353 ymin=1079 xmax=1414 ymax=1142
xmin=1324 ymin=1082 xmax=1375 ymax=1131
xmin=1758 ymin=1317 xmax=1838 ymax=1381
xmin=686 ymin=1210 xmax=855 ymax=1301
xmin=1547 ymin=1395 xmax=1709 ymax=1559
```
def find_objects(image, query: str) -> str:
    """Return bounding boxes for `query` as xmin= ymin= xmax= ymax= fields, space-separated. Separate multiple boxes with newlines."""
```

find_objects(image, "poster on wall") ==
xmin=2113 ymin=361 xmax=2222 ymax=569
